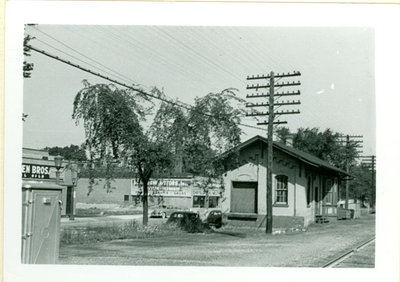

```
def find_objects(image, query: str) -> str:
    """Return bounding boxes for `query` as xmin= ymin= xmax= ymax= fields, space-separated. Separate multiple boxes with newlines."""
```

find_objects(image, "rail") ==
xmin=321 ymin=237 xmax=375 ymax=268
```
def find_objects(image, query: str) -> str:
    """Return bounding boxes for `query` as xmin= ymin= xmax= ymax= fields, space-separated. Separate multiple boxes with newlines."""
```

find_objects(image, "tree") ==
xmin=23 ymin=27 xmax=36 ymax=121
xmin=72 ymin=80 xmax=154 ymax=202
xmin=23 ymin=33 xmax=35 ymax=78
xmin=43 ymin=144 xmax=88 ymax=162
xmin=276 ymin=127 xmax=366 ymax=204
xmin=149 ymin=89 xmax=244 ymax=207
xmin=276 ymin=127 xmax=358 ymax=170
xmin=275 ymin=127 xmax=291 ymax=144
xmin=72 ymin=81 xmax=244 ymax=224
xmin=347 ymin=164 xmax=374 ymax=205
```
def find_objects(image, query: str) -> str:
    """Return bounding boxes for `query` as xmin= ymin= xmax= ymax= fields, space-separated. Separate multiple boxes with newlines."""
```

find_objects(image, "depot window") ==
xmin=325 ymin=179 xmax=333 ymax=205
xmin=275 ymin=175 xmax=288 ymax=204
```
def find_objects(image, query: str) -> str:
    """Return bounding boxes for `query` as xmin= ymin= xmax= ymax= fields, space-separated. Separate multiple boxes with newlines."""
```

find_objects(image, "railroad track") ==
xmin=322 ymin=237 xmax=375 ymax=268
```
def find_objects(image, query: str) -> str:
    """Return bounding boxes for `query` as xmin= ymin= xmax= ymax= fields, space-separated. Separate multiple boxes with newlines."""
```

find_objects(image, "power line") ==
xmin=33 ymin=25 xmax=289 ymax=119
xmin=25 ymin=44 xmax=271 ymax=134
xmin=100 ymin=26 xmax=223 ymax=93
xmin=29 ymin=26 xmax=139 ymax=86
xmin=26 ymin=44 xmax=193 ymax=108
xmin=32 ymin=38 xmax=136 ymax=87
xmin=152 ymin=26 xmax=247 ymax=84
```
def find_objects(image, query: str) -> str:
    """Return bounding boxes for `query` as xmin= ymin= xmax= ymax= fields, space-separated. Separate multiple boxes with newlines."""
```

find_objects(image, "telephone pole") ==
xmin=361 ymin=155 xmax=376 ymax=209
xmin=246 ymin=71 xmax=301 ymax=234
xmin=338 ymin=134 xmax=363 ymax=209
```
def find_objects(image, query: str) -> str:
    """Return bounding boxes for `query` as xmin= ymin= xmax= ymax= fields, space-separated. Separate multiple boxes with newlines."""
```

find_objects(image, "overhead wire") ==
xmin=152 ymin=26 xmax=247 ymax=85
xmin=32 ymin=38 xmax=136 ymax=86
xmin=191 ymin=27 xmax=267 ymax=76
xmin=101 ymin=26 xmax=223 ymax=93
xmin=30 ymin=26 xmax=139 ymax=86
xmin=25 ymin=26 xmax=355 ymax=146
xmin=27 ymin=26 xmax=222 ymax=109
xmin=26 ymin=43 xmax=271 ymax=135
xmin=26 ymin=26 xmax=292 ymax=140
xmin=66 ymin=25 xmax=152 ymax=91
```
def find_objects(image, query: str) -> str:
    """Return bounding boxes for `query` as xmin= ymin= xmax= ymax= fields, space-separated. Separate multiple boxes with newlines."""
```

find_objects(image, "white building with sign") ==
xmin=22 ymin=148 xmax=77 ymax=217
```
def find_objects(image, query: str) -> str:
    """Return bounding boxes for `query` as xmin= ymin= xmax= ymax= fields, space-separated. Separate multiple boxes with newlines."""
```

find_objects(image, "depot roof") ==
xmin=220 ymin=135 xmax=349 ymax=176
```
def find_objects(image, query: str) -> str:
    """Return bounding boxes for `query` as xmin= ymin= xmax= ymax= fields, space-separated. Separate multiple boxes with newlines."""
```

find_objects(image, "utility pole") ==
xmin=361 ymin=155 xmax=376 ymax=209
xmin=338 ymin=134 xmax=363 ymax=209
xmin=246 ymin=71 xmax=301 ymax=234
xmin=371 ymin=155 xmax=375 ymax=209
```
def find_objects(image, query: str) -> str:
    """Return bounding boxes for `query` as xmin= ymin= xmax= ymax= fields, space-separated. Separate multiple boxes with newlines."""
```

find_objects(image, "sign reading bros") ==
xmin=22 ymin=164 xmax=51 ymax=179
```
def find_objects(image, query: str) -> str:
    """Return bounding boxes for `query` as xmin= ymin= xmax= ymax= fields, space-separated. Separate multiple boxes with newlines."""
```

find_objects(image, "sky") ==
xmin=22 ymin=25 xmax=375 ymax=155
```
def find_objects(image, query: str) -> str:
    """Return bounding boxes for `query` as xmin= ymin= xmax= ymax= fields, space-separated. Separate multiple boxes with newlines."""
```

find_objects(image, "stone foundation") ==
xmin=224 ymin=213 xmax=305 ymax=229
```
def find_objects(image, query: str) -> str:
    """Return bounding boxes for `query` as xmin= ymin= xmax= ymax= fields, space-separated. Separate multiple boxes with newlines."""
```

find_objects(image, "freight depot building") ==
xmin=220 ymin=136 xmax=348 ymax=227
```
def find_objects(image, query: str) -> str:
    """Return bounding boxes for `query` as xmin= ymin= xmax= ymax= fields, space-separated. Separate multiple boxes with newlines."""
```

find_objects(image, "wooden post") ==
xmin=293 ymin=165 xmax=297 ymax=217
xmin=345 ymin=135 xmax=350 ymax=209
xmin=266 ymin=71 xmax=274 ymax=234
xmin=371 ymin=155 xmax=375 ymax=209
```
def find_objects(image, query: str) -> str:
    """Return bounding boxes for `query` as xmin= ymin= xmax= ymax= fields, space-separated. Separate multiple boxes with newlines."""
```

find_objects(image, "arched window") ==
xmin=275 ymin=175 xmax=288 ymax=204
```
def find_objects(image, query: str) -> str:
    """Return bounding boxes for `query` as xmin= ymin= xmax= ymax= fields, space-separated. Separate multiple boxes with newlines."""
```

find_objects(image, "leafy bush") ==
xmin=169 ymin=218 xmax=211 ymax=233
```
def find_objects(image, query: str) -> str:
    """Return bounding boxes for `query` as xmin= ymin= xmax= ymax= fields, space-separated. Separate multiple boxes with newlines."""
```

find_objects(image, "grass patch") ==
xmin=60 ymin=220 xmax=182 ymax=245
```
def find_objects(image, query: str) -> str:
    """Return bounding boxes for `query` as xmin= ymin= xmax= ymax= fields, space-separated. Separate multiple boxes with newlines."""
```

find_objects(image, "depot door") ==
xmin=314 ymin=186 xmax=320 ymax=215
xmin=231 ymin=182 xmax=258 ymax=213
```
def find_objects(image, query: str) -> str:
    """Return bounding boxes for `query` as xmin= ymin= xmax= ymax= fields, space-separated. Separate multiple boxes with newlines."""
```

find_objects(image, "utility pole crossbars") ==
xmin=338 ymin=135 xmax=363 ymax=209
xmin=246 ymin=100 xmax=301 ymax=107
xmin=360 ymin=155 xmax=376 ymax=209
xmin=247 ymin=81 xmax=301 ymax=90
xmin=247 ymin=90 xmax=301 ymax=98
xmin=246 ymin=71 xmax=301 ymax=80
xmin=246 ymin=110 xmax=301 ymax=117
xmin=245 ymin=71 xmax=301 ymax=234
xmin=257 ymin=120 xmax=288 ymax=126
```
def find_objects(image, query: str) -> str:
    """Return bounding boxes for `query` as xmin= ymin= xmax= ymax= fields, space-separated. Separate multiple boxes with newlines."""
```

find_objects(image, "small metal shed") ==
xmin=21 ymin=181 xmax=63 ymax=264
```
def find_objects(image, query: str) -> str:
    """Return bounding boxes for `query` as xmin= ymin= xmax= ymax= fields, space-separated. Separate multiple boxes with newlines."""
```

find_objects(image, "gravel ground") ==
xmin=58 ymin=214 xmax=375 ymax=267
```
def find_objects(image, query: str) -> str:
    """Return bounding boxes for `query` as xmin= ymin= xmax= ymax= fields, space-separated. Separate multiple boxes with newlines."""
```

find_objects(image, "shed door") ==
xmin=231 ymin=182 xmax=257 ymax=213
xmin=30 ymin=190 xmax=61 ymax=264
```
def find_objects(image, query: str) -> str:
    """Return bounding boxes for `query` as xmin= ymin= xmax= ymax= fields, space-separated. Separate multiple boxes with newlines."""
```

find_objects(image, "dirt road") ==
xmin=59 ymin=215 xmax=375 ymax=267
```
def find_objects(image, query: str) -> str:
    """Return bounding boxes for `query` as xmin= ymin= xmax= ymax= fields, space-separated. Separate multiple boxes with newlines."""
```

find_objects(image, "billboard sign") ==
xmin=131 ymin=177 xmax=223 ymax=197
xmin=131 ymin=178 xmax=192 ymax=197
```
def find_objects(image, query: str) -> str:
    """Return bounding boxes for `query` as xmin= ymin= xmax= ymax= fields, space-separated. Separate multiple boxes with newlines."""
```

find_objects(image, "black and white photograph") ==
xmin=3 ymin=2 xmax=400 ymax=282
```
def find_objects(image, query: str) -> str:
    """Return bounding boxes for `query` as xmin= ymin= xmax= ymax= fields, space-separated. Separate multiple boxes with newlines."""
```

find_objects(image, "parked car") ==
xmin=204 ymin=210 xmax=222 ymax=228
xmin=166 ymin=211 xmax=206 ymax=233
xmin=150 ymin=206 xmax=180 ymax=218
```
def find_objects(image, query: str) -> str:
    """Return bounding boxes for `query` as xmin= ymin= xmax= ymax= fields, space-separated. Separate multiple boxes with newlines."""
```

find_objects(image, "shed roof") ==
xmin=221 ymin=135 xmax=349 ymax=176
